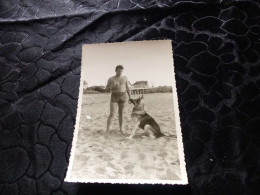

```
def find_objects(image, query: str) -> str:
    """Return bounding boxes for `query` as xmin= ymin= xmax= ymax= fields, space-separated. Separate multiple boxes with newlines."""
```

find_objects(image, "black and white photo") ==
xmin=65 ymin=40 xmax=187 ymax=184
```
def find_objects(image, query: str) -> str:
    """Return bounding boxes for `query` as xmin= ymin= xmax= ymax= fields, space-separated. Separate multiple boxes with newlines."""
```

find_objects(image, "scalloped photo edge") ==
xmin=64 ymin=40 xmax=188 ymax=185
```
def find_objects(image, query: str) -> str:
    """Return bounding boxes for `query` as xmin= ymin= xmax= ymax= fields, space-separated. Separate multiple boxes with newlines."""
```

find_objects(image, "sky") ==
xmin=81 ymin=40 xmax=175 ymax=87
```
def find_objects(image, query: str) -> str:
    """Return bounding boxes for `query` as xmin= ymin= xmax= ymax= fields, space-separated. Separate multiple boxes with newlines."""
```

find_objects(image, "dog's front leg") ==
xmin=127 ymin=122 xmax=139 ymax=139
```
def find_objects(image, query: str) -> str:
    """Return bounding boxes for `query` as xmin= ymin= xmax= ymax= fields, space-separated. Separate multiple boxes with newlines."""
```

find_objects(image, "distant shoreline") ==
xmin=83 ymin=86 xmax=173 ymax=94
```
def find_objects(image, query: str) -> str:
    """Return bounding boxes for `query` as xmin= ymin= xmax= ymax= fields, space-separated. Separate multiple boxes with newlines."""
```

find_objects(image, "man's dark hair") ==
xmin=115 ymin=65 xmax=124 ymax=71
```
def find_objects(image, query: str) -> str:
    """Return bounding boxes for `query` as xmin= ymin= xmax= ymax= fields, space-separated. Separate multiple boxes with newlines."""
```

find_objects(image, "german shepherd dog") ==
xmin=127 ymin=95 xmax=166 ymax=139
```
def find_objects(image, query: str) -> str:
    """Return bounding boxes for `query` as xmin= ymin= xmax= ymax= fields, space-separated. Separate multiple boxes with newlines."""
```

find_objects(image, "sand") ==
xmin=70 ymin=93 xmax=181 ymax=181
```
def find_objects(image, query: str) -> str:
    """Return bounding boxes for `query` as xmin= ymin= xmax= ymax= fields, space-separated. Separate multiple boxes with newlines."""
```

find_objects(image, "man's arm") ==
xmin=125 ymin=77 xmax=131 ymax=99
xmin=105 ymin=78 xmax=112 ymax=92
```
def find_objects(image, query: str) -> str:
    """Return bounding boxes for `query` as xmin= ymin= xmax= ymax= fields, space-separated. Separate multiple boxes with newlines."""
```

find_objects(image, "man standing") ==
xmin=105 ymin=65 xmax=131 ymax=134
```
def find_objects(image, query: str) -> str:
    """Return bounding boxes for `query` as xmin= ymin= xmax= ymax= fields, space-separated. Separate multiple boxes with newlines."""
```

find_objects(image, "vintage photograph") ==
xmin=65 ymin=40 xmax=188 ymax=184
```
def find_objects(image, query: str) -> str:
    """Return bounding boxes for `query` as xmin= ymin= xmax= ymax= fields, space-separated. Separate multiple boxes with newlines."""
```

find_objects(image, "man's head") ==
xmin=115 ymin=65 xmax=124 ymax=76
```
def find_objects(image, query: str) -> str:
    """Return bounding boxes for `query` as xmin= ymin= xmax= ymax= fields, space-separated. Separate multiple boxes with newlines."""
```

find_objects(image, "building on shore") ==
xmin=130 ymin=81 xmax=149 ymax=94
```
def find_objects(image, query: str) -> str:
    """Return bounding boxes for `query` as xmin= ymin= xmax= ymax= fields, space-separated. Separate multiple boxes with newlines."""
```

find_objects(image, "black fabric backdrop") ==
xmin=0 ymin=0 xmax=260 ymax=194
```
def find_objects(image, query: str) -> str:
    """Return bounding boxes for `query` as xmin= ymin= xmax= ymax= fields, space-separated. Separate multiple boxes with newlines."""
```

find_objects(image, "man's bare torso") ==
xmin=108 ymin=76 xmax=127 ymax=92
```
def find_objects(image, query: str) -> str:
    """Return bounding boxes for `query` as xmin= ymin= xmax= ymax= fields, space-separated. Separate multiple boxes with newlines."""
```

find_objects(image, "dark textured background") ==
xmin=0 ymin=0 xmax=260 ymax=194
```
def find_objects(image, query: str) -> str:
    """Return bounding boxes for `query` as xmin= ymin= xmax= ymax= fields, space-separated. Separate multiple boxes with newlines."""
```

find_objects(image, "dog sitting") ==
xmin=127 ymin=95 xmax=166 ymax=139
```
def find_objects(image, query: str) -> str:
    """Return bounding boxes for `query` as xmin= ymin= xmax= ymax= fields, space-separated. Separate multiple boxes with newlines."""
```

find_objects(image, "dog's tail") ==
xmin=166 ymin=134 xmax=175 ymax=137
xmin=157 ymin=133 xmax=175 ymax=138
xmin=156 ymin=133 xmax=166 ymax=138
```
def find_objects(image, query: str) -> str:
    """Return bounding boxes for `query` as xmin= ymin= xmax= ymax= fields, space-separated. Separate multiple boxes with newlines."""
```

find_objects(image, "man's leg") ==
xmin=106 ymin=102 xmax=117 ymax=134
xmin=118 ymin=102 xmax=126 ymax=134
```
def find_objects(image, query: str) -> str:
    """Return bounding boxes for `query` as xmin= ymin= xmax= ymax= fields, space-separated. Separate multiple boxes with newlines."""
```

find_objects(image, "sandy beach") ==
xmin=70 ymin=93 xmax=181 ymax=181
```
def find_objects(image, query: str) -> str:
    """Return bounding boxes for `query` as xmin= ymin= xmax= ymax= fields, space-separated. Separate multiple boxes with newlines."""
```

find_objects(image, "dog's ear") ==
xmin=141 ymin=94 xmax=144 ymax=99
xmin=129 ymin=99 xmax=135 ymax=105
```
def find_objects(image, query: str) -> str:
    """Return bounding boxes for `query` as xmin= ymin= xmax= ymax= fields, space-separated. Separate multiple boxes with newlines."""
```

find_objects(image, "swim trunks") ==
xmin=111 ymin=92 xmax=127 ymax=103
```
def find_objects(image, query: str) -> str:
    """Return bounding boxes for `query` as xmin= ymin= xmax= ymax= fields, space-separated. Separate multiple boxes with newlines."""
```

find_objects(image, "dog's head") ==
xmin=129 ymin=95 xmax=144 ymax=109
